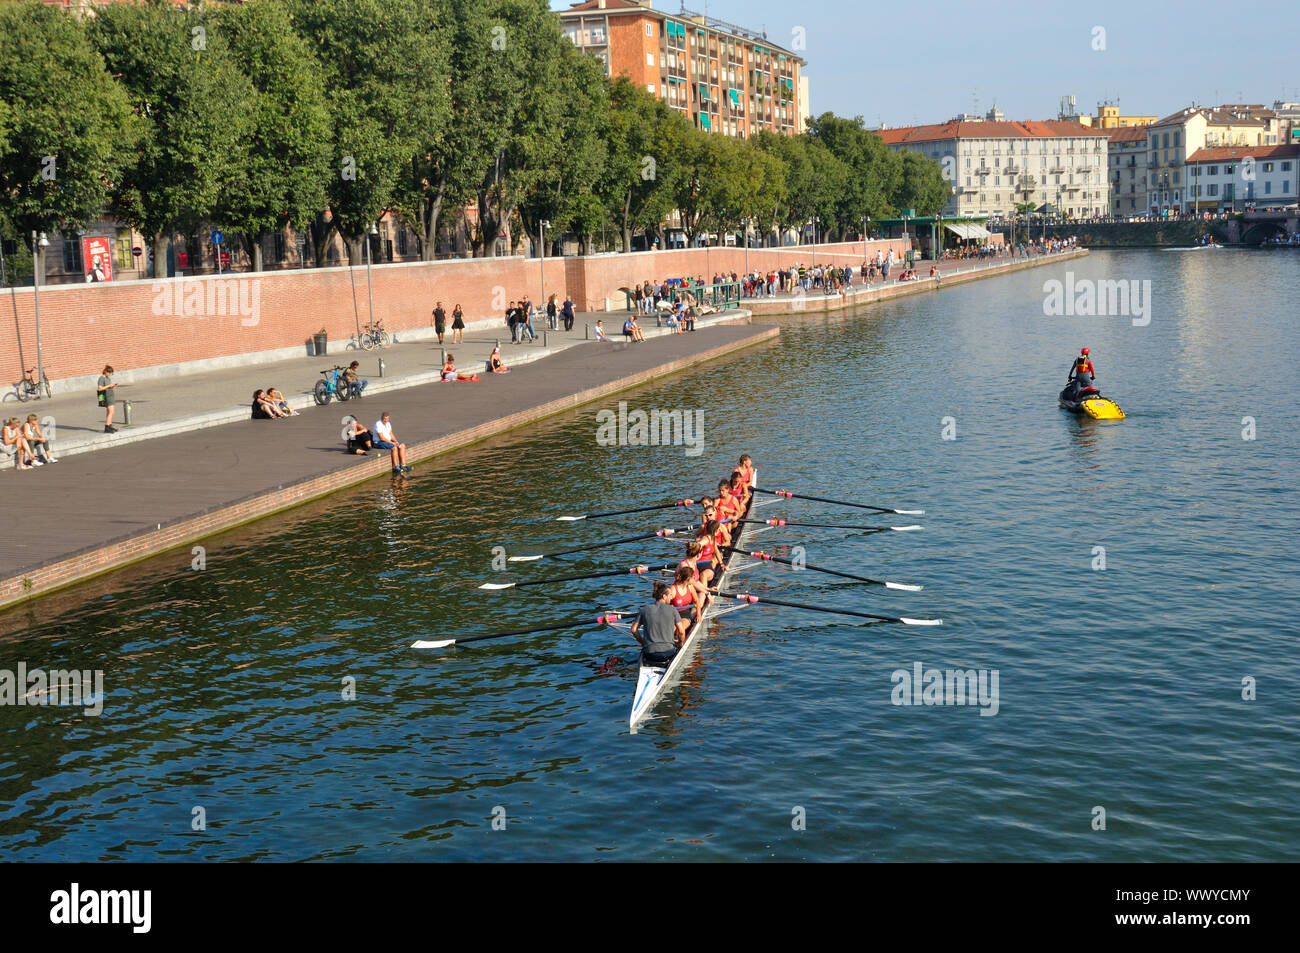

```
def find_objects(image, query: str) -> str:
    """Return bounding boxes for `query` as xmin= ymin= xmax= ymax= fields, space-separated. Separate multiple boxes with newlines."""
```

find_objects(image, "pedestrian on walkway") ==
xmin=374 ymin=412 xmax=410 ymax=474
xmin=561 ymin=295 xmax=575 ymax=332
xmin=433 ymin=301 xmax=447 ymax=344
xmin=546 ymin=294 xmax=558 ymax=330
xmin=97 ymin=365 xmax=117 ymax=434
xmin=451 ymin=304 xmax=466 ymax=344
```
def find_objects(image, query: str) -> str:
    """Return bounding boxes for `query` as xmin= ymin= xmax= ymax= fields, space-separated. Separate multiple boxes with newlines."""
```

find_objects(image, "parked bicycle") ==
xmin=312 ymin=366 xmax=353 ymax=405
xmin=11 ymin=367 xmax=51 ymax=402
xmin=359 ymin=317 xmax=390 ymax=351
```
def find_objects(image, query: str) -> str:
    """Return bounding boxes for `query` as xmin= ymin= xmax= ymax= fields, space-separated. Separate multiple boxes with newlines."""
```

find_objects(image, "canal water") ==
xmin=2 ymin=249 xmax=1296 ymax=861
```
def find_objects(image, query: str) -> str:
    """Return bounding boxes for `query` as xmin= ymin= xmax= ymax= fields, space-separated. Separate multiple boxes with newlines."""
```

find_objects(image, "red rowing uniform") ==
xmin=696 ymin=536 xmax=715 ymax=563
xmin=667 ymin=583 xmax=694 ymax=608
xmin=678 ymin=558 xmax=700 ymax=582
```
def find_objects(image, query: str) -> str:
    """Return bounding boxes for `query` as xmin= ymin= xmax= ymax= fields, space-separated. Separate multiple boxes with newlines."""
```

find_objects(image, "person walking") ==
xmin=546 ymin=294 xmax=558 ymax=331
xmin=451 ymin=303 xmax=466 ymax=344
xmin=97 ymin=365 xmax=117 ymax=434
xmin=433 ymin=301 xmax=447 ymax=344
xmin=561 ymin=295 xmax=575 ymax=332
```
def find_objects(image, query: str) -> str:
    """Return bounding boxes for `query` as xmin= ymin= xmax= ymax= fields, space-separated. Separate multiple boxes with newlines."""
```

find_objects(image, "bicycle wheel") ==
xmin=359 ymin=333 xmax=375 ymax=351
xmin=378 ymin=330 xmax=391 ymax=347
xmin=335 ymin=379 xmax=351 ymax=402
xmin=313 ymin=380 xmax=331 ymax=405
xmin=15 ymin=383 xmax=30 ymax=403
xmin=41 ymin=374 xmax=51 ymax=399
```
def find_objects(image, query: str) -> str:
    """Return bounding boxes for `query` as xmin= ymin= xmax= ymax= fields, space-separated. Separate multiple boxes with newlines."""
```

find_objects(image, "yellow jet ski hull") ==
xmin=1079 ymin=397 xmax=1126 ymax=420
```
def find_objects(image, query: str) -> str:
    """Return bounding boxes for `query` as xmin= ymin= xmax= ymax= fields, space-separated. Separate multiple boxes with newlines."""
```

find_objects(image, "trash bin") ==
xmin=312 ymin=332 xmax=328 ymax=356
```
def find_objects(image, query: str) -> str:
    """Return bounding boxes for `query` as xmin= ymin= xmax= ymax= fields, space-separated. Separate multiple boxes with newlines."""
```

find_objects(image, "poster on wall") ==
xmin=82 ymin=236 xmax=114 ymax=283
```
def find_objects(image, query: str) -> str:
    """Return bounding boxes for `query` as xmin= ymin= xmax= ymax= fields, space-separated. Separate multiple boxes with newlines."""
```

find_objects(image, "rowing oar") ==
xmin=753 ymin=487 xmax=924 ymax=516
xmin=725 ymin=546 xmax=922 ymax=591
xmin=738 ymin=518 xmax=922 ymax=533
xmin=412 ymin=612 xmax=631 ymax=650
xmin=507 ymin=527 xmax=686 ymax=562
xmin=554 ymin=500 xmax=696 ymax=522
xmin=718 ymin=591 xmax=942 ymax=626
xmin=479 ymin=563 xmax=674 ymax=590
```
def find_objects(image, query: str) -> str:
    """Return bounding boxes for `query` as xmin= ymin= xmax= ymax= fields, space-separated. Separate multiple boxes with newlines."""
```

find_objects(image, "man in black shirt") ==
xmin=631 ymin=582 xmax=683 ymax=666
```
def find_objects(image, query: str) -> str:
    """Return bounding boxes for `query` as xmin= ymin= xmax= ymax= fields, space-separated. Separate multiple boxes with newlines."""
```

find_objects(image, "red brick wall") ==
xmin=1 ymin=240 xmax=906 ymax=384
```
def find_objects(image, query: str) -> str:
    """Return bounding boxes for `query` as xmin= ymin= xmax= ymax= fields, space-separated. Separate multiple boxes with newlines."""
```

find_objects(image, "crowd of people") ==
xmin=504 ymin=295 xmax=576 ymax=343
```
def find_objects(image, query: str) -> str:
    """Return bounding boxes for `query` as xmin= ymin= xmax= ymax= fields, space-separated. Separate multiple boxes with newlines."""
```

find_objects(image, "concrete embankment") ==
xmin=0 ymin=320 xmax=776 ymax=610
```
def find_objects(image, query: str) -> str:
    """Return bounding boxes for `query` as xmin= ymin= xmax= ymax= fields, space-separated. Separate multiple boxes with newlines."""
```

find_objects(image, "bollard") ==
xmin=543 ymin=331 xmax=549 ymax=348
xmin=119 ymin=399 xmax=132 ymax=426
xmin=440 ymin=347 xmax=446 ymax=366
xmin=585 ymin=323 xmax=590 ymax=340
xmin=378 ymin=357 xmax=386 ymax=378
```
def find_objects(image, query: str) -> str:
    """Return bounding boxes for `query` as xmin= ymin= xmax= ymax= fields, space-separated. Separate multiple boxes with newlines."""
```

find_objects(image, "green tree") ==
xmin=0 ymin=2 xmax=137 ymax=278
xmin=290 ymin=0 xmax=450 ymax=264
xmin=212 ymin=0 xmax=331 ymax=271
xmin=599 ymin=77 xmax=683 ymax=252
xmin=89 ymin=0 xmax=252 ymax=271
xmin=807 ymin=112 xmax=899 ymax=237
xmin=894 ymin=150 xmax=950 ymax=217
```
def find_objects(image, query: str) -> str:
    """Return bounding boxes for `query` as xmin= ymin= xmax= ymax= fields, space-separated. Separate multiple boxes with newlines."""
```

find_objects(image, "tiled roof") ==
xmin=877 ymin=120 xmax=1110 ymax=144
xmin=1186 ymin=144 xmax=1299 ymax=163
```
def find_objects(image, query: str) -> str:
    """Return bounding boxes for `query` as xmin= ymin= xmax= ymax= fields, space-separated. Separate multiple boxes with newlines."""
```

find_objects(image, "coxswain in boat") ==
xmin=631 ymin=582 xmax=683 ymax=665
xmin=736 ymin=454 xmax=755 ymax=489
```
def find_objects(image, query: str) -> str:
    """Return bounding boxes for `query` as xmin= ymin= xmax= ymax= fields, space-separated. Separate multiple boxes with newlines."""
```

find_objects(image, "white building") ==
xmin=1107 ymin=126 xmax=1149 ymax=216
xmin=878 ymin=112 xmax=1110 ymax=218
xmin=1184 ymin=145 xmax=1298 ymax=212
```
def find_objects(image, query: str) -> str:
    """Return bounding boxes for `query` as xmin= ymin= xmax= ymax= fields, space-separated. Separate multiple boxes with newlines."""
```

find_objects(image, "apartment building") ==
xmin=878 ymin=113 xmax=1111 ymax=218
xmin=1082 ymin=103 xmax=1158 ymax=129
xmin=1107 ymin=126 xmax=1149 ymax=216
xmin=1145 ymin=104 xmax=1282 ymax=214
xmin=1184 ymin=145 xmax=1298 ymax=212
xmin=559 ymin=0 xmax=807 ymax=138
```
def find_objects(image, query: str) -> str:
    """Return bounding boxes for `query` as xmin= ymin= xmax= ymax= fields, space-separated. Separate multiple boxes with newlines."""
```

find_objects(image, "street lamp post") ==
xmin=539 ymin=219 xmax=550 ymax=313
xmin=31 ymin=231 xmax=49 ymax=391
xmin=365 ymin=222 xmax=378 ymax=330
xmin=811 ymin=216 xmax=819 ymax=246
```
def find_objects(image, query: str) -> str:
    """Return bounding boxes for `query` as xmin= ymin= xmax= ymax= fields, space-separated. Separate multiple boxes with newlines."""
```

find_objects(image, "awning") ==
xmin=699 ymin=113 xmax=711 ymax=130
xmin=965 ymin=224 xmax=992 ymax=239
xmin=944 ymin=223 xmax=972 ymax=239
xmin=728 ymin=88 xmax=739 ymax=106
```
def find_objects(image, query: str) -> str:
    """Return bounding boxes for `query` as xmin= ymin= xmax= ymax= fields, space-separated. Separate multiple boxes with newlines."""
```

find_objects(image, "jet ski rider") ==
xmin=1066 ymin=348 xmax=1097 ymax=400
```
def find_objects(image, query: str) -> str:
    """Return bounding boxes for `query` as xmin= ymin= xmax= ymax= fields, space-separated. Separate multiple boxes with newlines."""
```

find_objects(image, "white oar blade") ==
xmin=894 ymin=509 xmax=925 ymax=516
xmin=899 ymin=617 xmax=943 ymax=626
xmin=554 ymin=515 xmax=586 ymax=522
xmin=412 ymin=638 xmax=456 ymax=649
xmin=891 ymin=525 xmax=923 ymax=532
xmin=507 ymin=555 xmax=543 ymax=562
xmin=478 ymin=582 xmax=516 ymax=590
xmin=885 ymin=582 xmax=924 ymax=592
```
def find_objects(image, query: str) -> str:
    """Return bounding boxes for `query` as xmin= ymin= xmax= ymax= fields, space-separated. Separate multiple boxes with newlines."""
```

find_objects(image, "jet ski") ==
xmin=1059 ymin=380 xmax=1125 ymax=419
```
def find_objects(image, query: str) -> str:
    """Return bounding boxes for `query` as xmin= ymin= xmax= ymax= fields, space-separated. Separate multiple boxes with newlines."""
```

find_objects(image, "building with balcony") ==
xmin=1184 ymin=145 xmax=1298 ymax=212
xmin=1081 ymin=102 xmax=1158 ymax=129
xmin=559 ymin=0 xmax=807 ymax=138
xmin=1107 ymin=126 xmax=1149 ymax=216
xmin=1144 ymin=104 xmax=1281 ymax=214
xmin=877 ymin=112 xmax=1111 ymax=218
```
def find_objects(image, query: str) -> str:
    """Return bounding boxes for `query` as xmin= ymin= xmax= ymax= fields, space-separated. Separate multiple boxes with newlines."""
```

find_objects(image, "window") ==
xmin=1208 ymin=184 xmax=1218 ymax=196
xmin=1265 ymin=181 xmax=1272 ymax=194
xmin=274 ymin=232 xmax=286 ymax=261
xmin=1284 ymin=180 xmax=1291 ymax=194
xmin=1283 ymin=162 xmax=1293 ymax=172
xmin=648 ymin=84 xmax=654 ymax=93
xmin=115 ymin=235 xmax=133 ymax=270
xmin=646 ymin=52 xmax=654 ymax=66
xmin=1207 ymin=165 xmax=1218 ymax=175
xmin=1263 ymin=162 xmax=1274 ymax=172
xmin=1162 ymin=132 xmax=1169 ymax=148
xmin=62 ymin=238 xmax=82 ymax=274
xmin=1173 ymin=132 xmax=1180 ymax=147
xmin=646 ymin=22 xmax=654 ymax=37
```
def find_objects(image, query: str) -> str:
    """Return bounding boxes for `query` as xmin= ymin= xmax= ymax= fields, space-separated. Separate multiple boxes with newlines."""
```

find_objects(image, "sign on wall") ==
xmin=82 ymin=236 xmax=114 ymax=282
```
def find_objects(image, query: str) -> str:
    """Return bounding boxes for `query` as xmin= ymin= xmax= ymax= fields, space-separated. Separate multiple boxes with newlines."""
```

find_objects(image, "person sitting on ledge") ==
xmin=343 ymin=361 xmax=367 ymax=399
xmin=252 ymin=389 xmax=288 ymax=419
xmin=346 ymin=417 xmax=373 ymax=455
xmin=594 ymin=319 xmax=609 ymax=342
xmin=23 ymin=414 xmax=57 ymax=463
xmin=2 ymin=416 xmax=39 ymax=470
xmin=441 ymin=354 xmax=480 ymax=382
xmin=489 ymin=347 xmax=510 ymax=373
xmin=266 ymin=386 xmax=298 ymax=416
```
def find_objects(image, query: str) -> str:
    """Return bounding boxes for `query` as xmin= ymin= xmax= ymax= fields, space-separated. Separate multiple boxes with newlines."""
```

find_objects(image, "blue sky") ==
xmin=552 ymin=0 xmax=1299 ymax=126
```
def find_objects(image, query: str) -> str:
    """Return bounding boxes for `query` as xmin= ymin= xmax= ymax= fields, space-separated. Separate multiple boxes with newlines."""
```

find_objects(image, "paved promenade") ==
xmin=0 ymin=312 xmax=619 ymax=460
xmin=738 ymin=247 xmax=1086 ymax=315
xmin=0 ymin=319 xmax=776 ymax=607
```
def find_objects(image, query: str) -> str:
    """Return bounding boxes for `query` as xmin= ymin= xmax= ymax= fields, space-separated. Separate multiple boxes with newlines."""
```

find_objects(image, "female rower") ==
xmin=665 ymin=564 xmax=702 ymax=635
xmin=728 ymin=470 xmax=751 ymax=509
xmin=681 ymin=539 xmax=715 ymax=591
xmin=676 ymin=544 xmax=712 ymax=607
xmin=737 ymin=454 xmax=755 ymax=489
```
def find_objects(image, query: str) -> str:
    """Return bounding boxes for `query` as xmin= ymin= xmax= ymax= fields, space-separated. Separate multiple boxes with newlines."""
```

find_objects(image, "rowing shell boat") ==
xmin=619 ymin=471 xmax=757 ymax=733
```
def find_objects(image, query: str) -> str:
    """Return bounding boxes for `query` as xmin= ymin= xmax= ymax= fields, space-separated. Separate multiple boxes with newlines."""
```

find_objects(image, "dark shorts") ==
xmin=375 ymin=440 xmax=396 ymax=450
xmin=642 ymin=648 xmax=678 ymax=666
